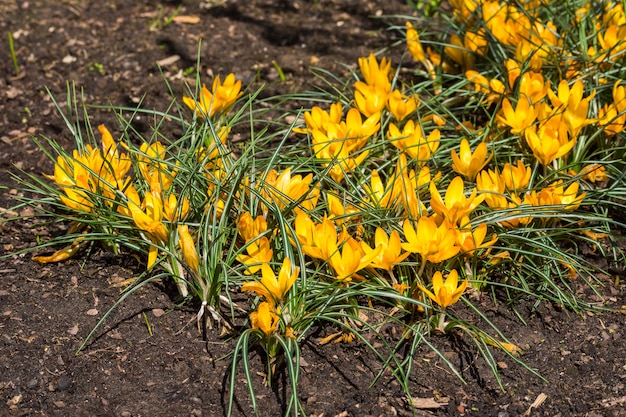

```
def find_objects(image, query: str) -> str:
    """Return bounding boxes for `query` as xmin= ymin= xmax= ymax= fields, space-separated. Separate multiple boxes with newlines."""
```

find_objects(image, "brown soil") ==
xmin=1 ymin=1 xmax=625 ymax=416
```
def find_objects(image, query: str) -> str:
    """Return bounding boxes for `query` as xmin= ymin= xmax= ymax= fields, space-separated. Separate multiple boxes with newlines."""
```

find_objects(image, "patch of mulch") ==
xmin=1 ymin=1 xmax=625 ymax=416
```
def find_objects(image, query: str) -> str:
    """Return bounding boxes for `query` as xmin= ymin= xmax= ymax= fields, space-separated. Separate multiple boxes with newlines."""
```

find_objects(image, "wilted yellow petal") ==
xmin=32 ymin=239 xmax=84 ymax=263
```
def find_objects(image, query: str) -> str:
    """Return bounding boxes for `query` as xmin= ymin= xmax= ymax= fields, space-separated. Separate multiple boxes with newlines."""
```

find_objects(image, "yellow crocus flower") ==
xmin=354 ymin=81 xmax=387 ymax=118
xmin=602 ymin=2 xmax=625 ymax=26
xmin=320 ymin=147 xmax=371 ymax=184
xmin=302 ymin=102 xmax=343 ymax=135
xmin=386 ymin=89 xmax=419 ymax=122
xmin=465 ymin=70 xmax=489 ymax=93
xmin=454 ymin=217 xmax=498 ymax=256
xmin=177 ymin=225 xmax=199 ymax=275
xmin=162 ymin=193 xmax=190 ymax=222
xmin=328 ymin=234 xmax=382 ymax=282
xmin=448 ymin=0 xmax=479 ymax=20
xmin=47 ymin=125 xmax=132 ymax=212
xmin=524 ymin=122 xmax=575 ymax=166
xmin=196 ymin=126 xmax=230 ymax=165
xmin=298 ymin=216 xmax=375 ymax=281
xmin=480 ymin=333 xmax=522 ymax=355
xmin=517 ymin=71 xmax=549 ymax=104
xmin=365 ymin=156 xmax=433 ymax=214
xmin=597 ymin=24 xmax=626 ymax=63
xmin=32 ymin=237 xmax=85 ymax=264
xmin=361 ymin=228 xmax=410 ymax=271
xmin=504 ymin=59 xmax=521 ymax=89
xmin=50 ymin=153 xmax=93 ymax=212
xmin=464 ymin=28 xmax=488 ymax=55
xmin=117 ymin=183 xmax=140 ymax=218
xmin=577 ymin=164 xmax=608 ymax=184
xmin=515 ymin=31 xmax=552 ymax=71
xmin=547 ymin=79 xmax=595 ymax=137
xmin=314 ymin=216 xmax=343 ymax=261
xmin=612 ymin=81 xmax=626 ymax=113
xmin=326 ymin=192 xmax=362 ymax=229
xmin=59 ymin=187 xmax=93 ymax=212
xmin=387 ymin=121 xmax=440 ymax=164
xmin=182 ymin=73 xmax=243 ymax=118
xmin=48 ymin=154 xmax=75 ymax=189
xmin=358 ymin=52 xmax=392 ymax=91
xmin=482 ymin=1 xmax=519 ymax=46
xmin=242 ymin=258 xmax=299 ymax=307
xmin=128 ymin=191 xmax=169 ymax=268
xmin=309 ymin=108 xmax=379 ymax=182
xmin=429 ymin=176 xmax=484 ymax=225
xmin=401 ymin=216 xmax=459 ymax=264
xmin=497 ymin=97 xmax=538 ymax=135
xmin=451 ymin=138 xmax=492 ymax=181
xmin=498 ymin=193 xmax=531 ymax=229
xmin=237 ymin=212 xmax=268 ymax=243
xmin=137 ymin=141 xmax=176 ymax=194
xmin=476 ymin=169 xmax=507 ymax=209
xmin=98 ymin=125 xmax=131 ymax=181
xmin=129 ymin=191 xmax=169 ymax=243
xmin=524 ymin=181 xmax=586 ymax=216
xmin=237 ymin=237 xmax=274 ymax=275
xmin=545 ymin=180 xmax=586 ymax=210
xmin=364 ymin=169 xmax=396 ymax=209
xmin=598 ymin=103 xmax=625 ymax=136
xmin=500 ymin=160 xmax=531 ymax=192
xmin=250 ymin=301 xmax=279 ymax=337
xmin=418 ymin=269 xmax=467 ymax=309
xmin=465 ymin=70 xmax=505 ymax=105
xmin=342 ymin=107 xmax=380 ymax=150
xmin=261 ymin=167 xmax=317 ymax=213
xmin=389 ymin=154 xmax=431 ymax=218
xmin=293 ymin=211 xmax=324 ymax=260
xmin=212 ymin=73 xmax=243 ymax=112
xmin=406 ymin=22 xmax=425 ymax=62
xmin=444 ymin=34 xmax=473 ymax=71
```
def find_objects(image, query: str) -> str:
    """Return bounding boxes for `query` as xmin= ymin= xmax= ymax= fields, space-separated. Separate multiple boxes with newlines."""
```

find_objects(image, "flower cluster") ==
xmin=25 ymin=0 xmax=624 ymax=409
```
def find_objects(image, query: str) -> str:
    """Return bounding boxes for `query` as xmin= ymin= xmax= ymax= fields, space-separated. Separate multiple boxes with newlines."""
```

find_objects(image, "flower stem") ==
xmin=417 ymin=258 xmax=426 ymax=278
xmin=437 ymin=311 xmax=447 ymax=332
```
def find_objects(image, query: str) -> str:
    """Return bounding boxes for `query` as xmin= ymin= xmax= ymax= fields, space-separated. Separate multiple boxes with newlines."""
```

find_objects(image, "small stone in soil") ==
xmin=57 ymin=375 xmax=73 ymax=391
xmin=27 ymin=378 xmax=39 ymax=389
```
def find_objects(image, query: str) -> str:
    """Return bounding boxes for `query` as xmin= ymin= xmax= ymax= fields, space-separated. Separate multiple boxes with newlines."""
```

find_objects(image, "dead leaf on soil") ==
xmin=523 ymin=392 xmax=547 ymax=416
xmin=172 ymin=15 xmax=200 ymax=24
xmin=0 ymin=207 xmax=19 ymax=217
xmin=601 ymin=396 xmax=626 ymax=407
xmin=156 ymin=55 xmax=180 ymax=67
xmin=67 ymin=324 xmax=79 ymax=335
xmin=7 ymin=394 xmax=22 ymax=409
xmin=62 ymin=54 xmax=77 ymax=64
xmin=107 ymin=329 xmax=123 ymax=340
xmin=108 ymin=275 xmax=135 ymax=288
xmin=410 ymin=396 xmax=449 ymax=409
xmin=5 ymin=86 xmax=23 ymax=99
xmin=616 ymin=306 xmax=626 ymax=314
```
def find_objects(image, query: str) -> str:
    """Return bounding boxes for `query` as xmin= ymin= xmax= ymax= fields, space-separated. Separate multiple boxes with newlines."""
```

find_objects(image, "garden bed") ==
xmin=1 ymin=1 xmax=625 ymax=416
